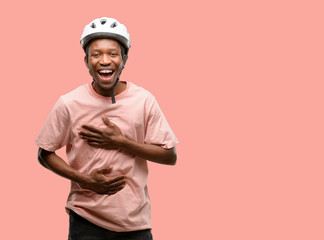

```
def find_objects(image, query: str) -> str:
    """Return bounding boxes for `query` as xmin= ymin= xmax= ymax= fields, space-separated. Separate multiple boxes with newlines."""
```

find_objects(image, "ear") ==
xmin=84 ymin=56 xmax=89 ymax=69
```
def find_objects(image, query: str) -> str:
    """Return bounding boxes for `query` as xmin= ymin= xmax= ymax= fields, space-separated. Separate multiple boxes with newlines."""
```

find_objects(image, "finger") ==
xmin=107 ymin=184 xmax=126 ymax=195
xmin=86 ymin=141 xmax=119 ymax=150
xmin=100 ymin=166 xmax=113 ymax=175
xmin=82 ymin=136 xmax=102 ymax=143
xmin=106 ymin=184 xmax=125 ymax=193
xmin=107 ymin=189 xmax=122 ymax=196
xmin=102 ymin=115 xmax=114 ymax=127
xmin=84 ymin=137 xmax=107 ymax=145
xmin=83 ymin=140 xmax=102 ymax=149
xmin=79 ymin=129 xmax=102 ymax=139
xmin=107 ymin=175 xmax=126 ymax=184
xmin=97 ymin=166 xmax=113 ymax=175
xmin=107 ymin=179 xmax=126 ymax=188
xmin=81 ymin=124 xmax=102 ymax=134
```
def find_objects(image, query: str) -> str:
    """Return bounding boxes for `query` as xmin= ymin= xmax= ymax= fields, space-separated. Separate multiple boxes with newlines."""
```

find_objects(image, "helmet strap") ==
xmin=110 ymin=77 xmax=119 ymax=104
xmin=110 ymin=57 xmax=126 ymax=104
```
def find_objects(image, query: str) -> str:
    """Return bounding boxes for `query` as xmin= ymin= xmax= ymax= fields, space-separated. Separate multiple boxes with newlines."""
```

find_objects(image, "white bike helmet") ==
xmin=80 ymin=17 xmax=131 ymax=104
xmin=80 ymin=17 xmax=130 ymax=54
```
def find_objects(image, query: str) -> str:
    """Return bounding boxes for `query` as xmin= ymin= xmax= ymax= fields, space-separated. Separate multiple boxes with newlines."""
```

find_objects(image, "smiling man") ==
xmin=35 ymin=17 xmax=178 ymax=240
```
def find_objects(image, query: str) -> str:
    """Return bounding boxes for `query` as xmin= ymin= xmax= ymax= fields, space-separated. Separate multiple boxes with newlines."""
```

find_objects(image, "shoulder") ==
xmin=60 ymin=83 xmax=89 ymax=105
xmin=127 ymin=82 xmax=156 ymax=102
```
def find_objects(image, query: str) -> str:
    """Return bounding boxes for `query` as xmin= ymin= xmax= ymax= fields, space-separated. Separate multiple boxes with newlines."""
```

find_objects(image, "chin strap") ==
xmin=110 ymin=89 xmax=116 ymax=104
xmin=111 ymin=58 xmax=126 ymax=104
xmin=110 ymin=77 xmax=119 ymax=104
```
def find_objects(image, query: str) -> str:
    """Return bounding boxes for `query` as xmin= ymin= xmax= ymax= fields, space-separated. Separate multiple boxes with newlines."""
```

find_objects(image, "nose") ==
xmin=100 ymin=54 xmax=111 ymax=65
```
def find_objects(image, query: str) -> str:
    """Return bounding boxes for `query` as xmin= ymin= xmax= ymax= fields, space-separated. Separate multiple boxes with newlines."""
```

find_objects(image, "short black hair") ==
xmin=84 ymin=38 xmax=126 ymax=63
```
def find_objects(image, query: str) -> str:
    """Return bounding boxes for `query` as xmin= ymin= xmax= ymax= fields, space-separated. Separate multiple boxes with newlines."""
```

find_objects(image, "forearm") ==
xmin=119 ymin=138 xmax=177 ymax=165
xmin=38 ymin=148 xmax=88 ymax=185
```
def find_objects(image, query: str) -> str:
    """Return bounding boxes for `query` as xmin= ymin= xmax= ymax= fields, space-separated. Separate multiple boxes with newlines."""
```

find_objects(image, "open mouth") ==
xmin=98 ymin=69 xmax=114 ymax=81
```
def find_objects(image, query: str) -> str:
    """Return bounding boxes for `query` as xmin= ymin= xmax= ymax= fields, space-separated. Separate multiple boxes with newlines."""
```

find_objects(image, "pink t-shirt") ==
xmin=35 ymin=81 xmax=178 ymax=232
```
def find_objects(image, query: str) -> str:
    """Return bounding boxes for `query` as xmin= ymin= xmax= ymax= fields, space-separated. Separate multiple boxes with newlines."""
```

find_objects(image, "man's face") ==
xmin=85 ymin=38 xmax=124 ymax=96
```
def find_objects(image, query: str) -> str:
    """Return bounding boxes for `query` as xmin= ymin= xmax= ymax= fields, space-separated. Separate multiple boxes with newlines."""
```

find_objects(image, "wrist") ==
xmin=117 ymin=135 xmax=130 ymax=150
xmin=72 ymin=171 xmax=91 ymax=186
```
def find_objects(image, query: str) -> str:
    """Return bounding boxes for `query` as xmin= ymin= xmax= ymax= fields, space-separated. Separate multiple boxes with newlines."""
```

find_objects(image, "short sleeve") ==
xmin=35 ymin=97 xmax=71 ymax=152
xmin=144 ymin=96 xmax=178 ymax=149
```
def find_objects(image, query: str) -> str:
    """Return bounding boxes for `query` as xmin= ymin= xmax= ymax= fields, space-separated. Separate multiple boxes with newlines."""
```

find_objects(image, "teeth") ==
xmin=99 ymin=70 xmax=113 ymax=74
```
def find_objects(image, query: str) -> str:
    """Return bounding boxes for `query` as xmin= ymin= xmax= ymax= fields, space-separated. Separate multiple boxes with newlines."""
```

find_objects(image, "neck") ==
xmin=91 ymin=81 xmax=126 ymax=97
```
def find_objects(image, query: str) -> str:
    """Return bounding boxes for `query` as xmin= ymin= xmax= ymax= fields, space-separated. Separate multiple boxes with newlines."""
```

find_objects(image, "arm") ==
xmin=37 ymin=147 xmax=126 ymax=195
xmin=120 ymin=139 xmax=177 ymax=165
xmin=79 ymin=115 xmax=177 ymax=165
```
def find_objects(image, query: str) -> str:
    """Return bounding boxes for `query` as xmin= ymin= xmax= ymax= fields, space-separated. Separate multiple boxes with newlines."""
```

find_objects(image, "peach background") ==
xmin=1 ymin=0 xmax=324 ymax=239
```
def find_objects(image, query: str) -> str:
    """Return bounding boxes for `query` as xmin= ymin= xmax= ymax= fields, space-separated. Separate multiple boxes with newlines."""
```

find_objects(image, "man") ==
xmin=36 ymin=17 xmax=178 ymax=240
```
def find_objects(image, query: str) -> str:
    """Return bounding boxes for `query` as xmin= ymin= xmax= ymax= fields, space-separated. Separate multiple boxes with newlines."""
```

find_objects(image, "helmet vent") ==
xmin=100 ymin=19 xmax=107 ymax=25
xmin=90 ymin=23 xmax=96 ymax=28
xmin=110 ymin=22 xmax=118 ymax=28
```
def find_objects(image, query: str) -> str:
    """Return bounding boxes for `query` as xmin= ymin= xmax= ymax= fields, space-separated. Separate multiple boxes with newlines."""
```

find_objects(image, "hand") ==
xmin=80 ymin=166 xmax=126 ymax=195
xmin=79 ymin=115 xmax=124 ymax=150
